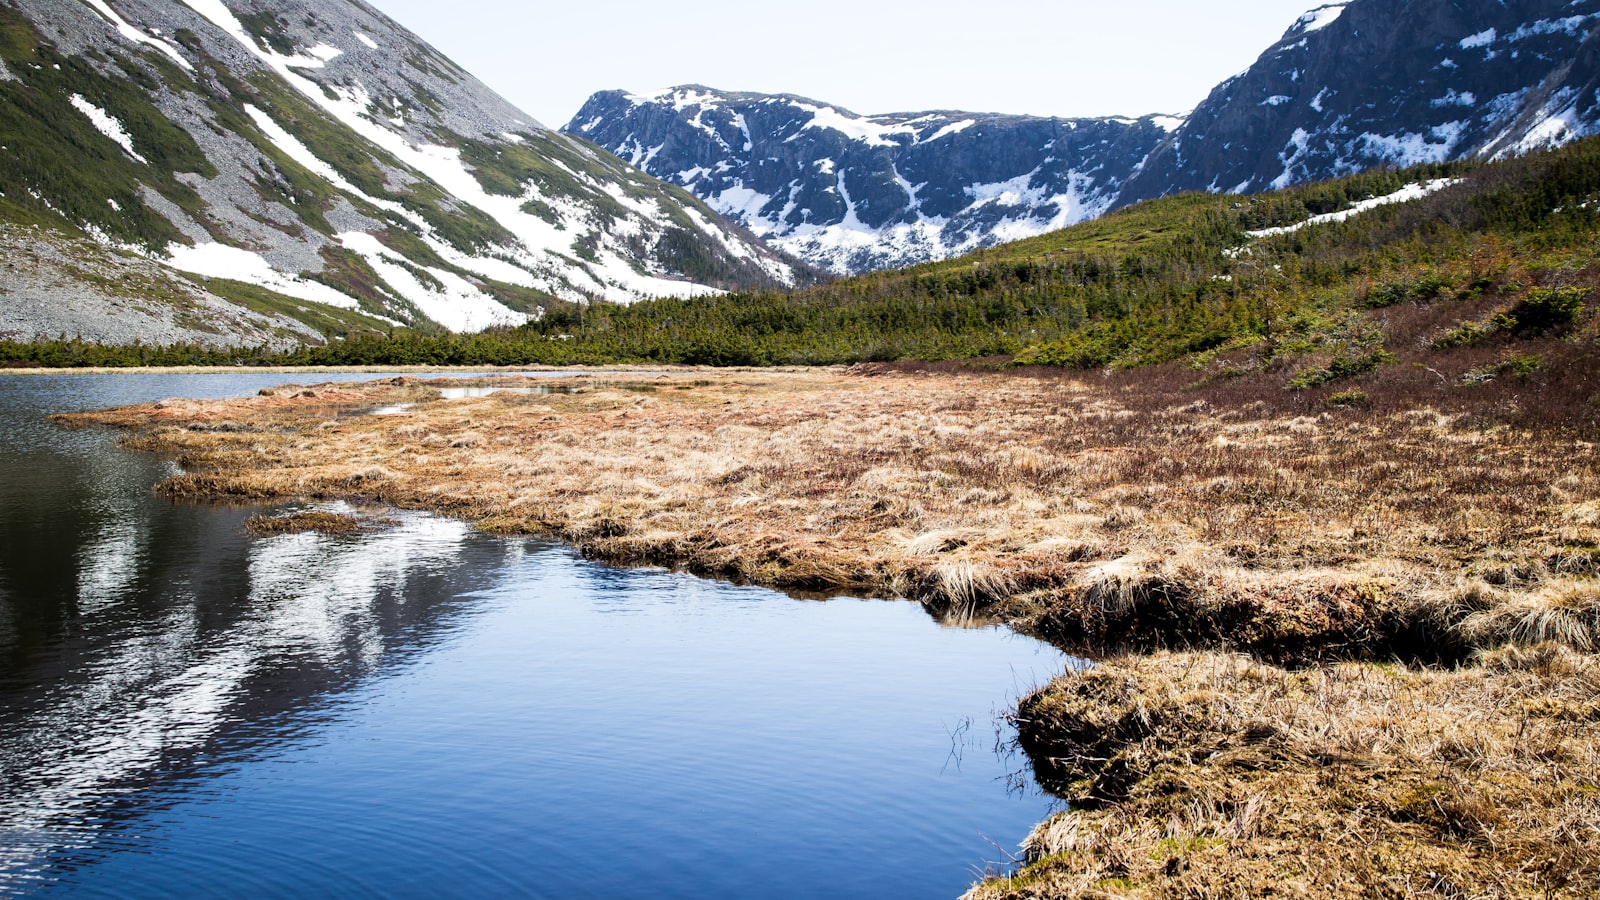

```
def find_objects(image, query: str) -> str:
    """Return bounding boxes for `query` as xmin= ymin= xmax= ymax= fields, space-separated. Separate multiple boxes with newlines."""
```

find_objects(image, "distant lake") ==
xmin=0 ymin=373 xmax=1064 ymax=898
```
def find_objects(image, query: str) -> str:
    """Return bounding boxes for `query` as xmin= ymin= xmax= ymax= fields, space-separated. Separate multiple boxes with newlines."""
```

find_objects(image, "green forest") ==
xmin=6 ymin=135 xmax=1600 ymax=386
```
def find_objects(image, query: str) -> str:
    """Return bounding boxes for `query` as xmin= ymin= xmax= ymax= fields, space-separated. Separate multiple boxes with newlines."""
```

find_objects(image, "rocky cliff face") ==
xmin=1118 ymin=0 xmax=1600 ymax=203
xmin=567 ymin=0 xmax=1600 ymax=275
xmin=0 ymin=0 xmax=801 ymax=343
xmin=566 ymin=88 xmax=1179 ymax=274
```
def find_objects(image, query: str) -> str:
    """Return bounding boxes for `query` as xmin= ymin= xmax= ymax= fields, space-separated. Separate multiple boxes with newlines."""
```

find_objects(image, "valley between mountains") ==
xmin=7 ymin=0 xmax=1600 ymax=897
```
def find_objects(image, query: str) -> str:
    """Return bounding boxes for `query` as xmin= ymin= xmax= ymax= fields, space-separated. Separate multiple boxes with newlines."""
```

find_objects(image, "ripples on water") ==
xmin=0 ymin=374 xmax=1064 ymax=898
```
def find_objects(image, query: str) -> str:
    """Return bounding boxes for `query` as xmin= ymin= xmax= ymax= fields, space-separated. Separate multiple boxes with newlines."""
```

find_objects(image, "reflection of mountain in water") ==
xmin=0 ymin=376 xmax=1068 ymax=900
xmin=0 ymin=486 xmax=524 ymax=886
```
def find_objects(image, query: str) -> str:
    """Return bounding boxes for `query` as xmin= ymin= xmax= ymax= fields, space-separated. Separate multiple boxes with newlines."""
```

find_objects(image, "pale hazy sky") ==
xmin=365 ymin=1 xmax=1329 ymax=128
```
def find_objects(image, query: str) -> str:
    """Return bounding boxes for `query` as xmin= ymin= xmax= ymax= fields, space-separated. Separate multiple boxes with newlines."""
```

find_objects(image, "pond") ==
xmin=0 ymin=373 xmax=1064 ymax=898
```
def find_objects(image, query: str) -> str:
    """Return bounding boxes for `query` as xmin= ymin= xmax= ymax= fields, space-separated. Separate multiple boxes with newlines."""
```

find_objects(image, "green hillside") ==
xmin=8 ymin=136 xmax=1600 ymax=413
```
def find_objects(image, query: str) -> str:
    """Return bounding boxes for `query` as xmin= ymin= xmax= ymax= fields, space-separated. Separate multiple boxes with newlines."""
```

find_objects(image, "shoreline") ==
xmin=0 ymin=363 xmax=802 ymax=376
xmin=56 ymin=368 xmax=1600 ymax=898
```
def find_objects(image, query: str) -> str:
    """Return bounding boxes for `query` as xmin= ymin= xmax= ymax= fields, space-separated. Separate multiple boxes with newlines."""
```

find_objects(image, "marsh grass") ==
xmin=60 ymin=368 xmax=1600 ymax=662
xmin=244 ymin=510 xmax=383 ymax=535
xmin=975 ymin=646 xmax=1600 ymax=899
xmin=60 ymin=367 xmax=1600 ymax=899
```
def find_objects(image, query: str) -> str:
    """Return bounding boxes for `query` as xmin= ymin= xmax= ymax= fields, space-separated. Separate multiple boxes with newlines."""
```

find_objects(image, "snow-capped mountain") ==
xmin=0 ymin=0 xmax=802 ymax=345
xmin=566 ymin=0 xmax=1600 ymax=275
xmin=1119 ymin=0 xmax=1600 ymax=202
xmin=565 ymin=88 xmax=1179 ymax=275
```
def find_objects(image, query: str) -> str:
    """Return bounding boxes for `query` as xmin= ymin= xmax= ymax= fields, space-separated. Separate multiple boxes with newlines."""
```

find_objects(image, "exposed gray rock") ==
xmin=0 ymin=225 xmax=320 ymax=348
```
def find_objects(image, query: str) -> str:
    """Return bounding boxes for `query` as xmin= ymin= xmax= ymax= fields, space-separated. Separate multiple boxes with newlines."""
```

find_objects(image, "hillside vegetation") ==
xmin=9 ymin=136 xmax=1599 ymax=399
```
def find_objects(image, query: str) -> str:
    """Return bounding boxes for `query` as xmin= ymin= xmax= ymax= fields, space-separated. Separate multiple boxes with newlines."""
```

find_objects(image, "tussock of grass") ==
xmin=245 ymin=510 xmax=377 ymax=535
xmin=973 ymin=647 xmax=1600 ymax=899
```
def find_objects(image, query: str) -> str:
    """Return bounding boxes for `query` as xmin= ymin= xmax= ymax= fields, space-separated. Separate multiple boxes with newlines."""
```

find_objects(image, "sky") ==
xmin=365 ymin=0 xmax=1333 ymax=128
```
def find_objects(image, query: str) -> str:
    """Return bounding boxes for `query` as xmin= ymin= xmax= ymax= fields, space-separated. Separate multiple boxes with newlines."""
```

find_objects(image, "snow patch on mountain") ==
xmin=1508 ymin=15 xmax=1599 ymax=41
xmin=1359 ymin=123 xmax=1467 ymax=165
xmin=165 ymin=242 xmax=366 ymax=311
xmin=924 ymin=120 xmax=977 ymax=142
xmin=283 ymin=43 xmax=344 ymax=69
xmin=78 ymin=0 xmax=193 ymax=71
xmin=792 ymin=102 xmax=917 ymax=147
xmin=1505 ymin=88 xmax=1596 ymax=155
xmin=1246 ymin=178 xmax=1461 ymax=237
xmin=335 ymin=233 xmax=525 ymax=331
xmin=1293 ymin=4 xmax=1349 ymax=34
xmin=1272 ymin=128 xmax=1313 ymax=189
xmin=1432 ymin=89 xmax=1478 ymax=108
xmin=68 ymin=95 xmax=146 ymax=164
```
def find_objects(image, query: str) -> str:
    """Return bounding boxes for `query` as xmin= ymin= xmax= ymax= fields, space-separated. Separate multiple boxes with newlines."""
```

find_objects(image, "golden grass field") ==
xmin=59 ymin=366 xmax=1600 ymax=898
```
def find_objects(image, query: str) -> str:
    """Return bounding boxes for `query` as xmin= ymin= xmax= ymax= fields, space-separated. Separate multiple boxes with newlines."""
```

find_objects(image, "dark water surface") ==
xmin=0 ymin=374 xmax=1064 ymax=898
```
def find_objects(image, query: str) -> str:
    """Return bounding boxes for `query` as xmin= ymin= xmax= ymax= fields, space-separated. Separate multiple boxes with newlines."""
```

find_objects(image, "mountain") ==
xmin=0 ymin=0 xmax=803 ymax=347
xmin=52 ymin=135 xmax=1596 ymax=391
xmin=564 ymin=88 xmax=1180 ymax=275
xmin=565 ymin=0 xmax=1600 ymax=275
xmin=1119 ymin=0 xmax=1600 ymax=202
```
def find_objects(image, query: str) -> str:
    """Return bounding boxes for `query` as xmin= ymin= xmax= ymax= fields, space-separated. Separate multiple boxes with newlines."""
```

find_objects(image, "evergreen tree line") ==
xmin=6 ymin=139 xmax=1598 ymax=372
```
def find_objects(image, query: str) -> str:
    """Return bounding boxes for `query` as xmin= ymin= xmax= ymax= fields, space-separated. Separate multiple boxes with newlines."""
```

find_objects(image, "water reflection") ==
xmin=0 ymin=505 xmax=518 ymax=890
xmin=436 ymin=385 xmax=560 ymax=399
xmin=0 ymin=375 xmax=1063 ymax=899
xmin=0 ymin=374 xmax=514 ymax=889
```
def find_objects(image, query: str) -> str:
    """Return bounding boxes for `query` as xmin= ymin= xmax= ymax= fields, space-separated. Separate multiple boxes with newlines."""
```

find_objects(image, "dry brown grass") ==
xmin=972 ymin=646 xmax=1600 ymax=899
xmin=56 ymin=367 xmax=1600 ymax=899
xmin=58 ymin=368 xmax=1600 ymax=661
xmin=244 ymin=509 xmax=393 ymax=535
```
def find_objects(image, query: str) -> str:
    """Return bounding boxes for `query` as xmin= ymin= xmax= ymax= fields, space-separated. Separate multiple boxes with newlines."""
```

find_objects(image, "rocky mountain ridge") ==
xmin=1120 ymin=0 xmax=1600 ymax=201
xmin=567 ymin=88 xmax=1180 ymax=274
xmin=0 ymin=0 xmax=802 ymax=345
xmin=566 ymin=0 xmax=1600 ymax=275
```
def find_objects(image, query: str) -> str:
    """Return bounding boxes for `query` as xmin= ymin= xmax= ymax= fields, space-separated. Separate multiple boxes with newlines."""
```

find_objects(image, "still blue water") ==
xmin=0 ymin=373 xmax=1064 ymax=898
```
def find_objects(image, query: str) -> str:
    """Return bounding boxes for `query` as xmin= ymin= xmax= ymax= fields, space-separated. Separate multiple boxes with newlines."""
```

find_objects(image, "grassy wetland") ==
xmin=60 ymin=342 xmax=1600 ymax=896
xmin=47 ymin=137 xmax=1600 ymax=899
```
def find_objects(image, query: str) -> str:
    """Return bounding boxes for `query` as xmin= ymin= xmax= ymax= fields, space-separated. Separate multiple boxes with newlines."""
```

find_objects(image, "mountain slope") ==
xmin=566 ymin=0 xmax=1600 ymax=276
xmin=0 ymin=0 xmax=801 ymax=344
xmin=1117 ymin=0 xmax=1600 ymax=203
xmin=41 ymin=133 xmax=1594 ymax=399
xmin=565 ymin=88 xmax=1179 ymax=275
